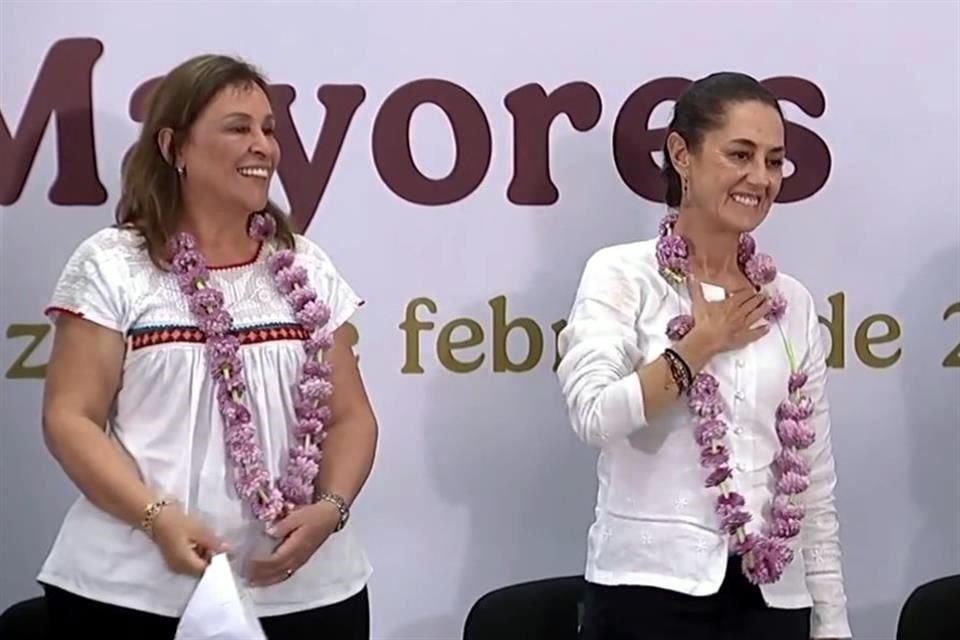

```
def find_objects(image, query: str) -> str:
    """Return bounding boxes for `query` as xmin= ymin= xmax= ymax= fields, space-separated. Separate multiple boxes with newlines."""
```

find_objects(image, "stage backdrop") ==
xmin=1 ymin=1 xmax=958 ymax=638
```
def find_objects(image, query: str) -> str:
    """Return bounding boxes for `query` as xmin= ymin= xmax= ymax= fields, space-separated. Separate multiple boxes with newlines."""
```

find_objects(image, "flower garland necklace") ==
xmin=168 ymin=212 xmax=334 ymax=526
xmin=656 ymin=211 xmax=816 ymax=585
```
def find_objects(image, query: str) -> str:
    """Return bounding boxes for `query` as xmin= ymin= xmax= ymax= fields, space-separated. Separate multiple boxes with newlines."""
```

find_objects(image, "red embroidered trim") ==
xmin=129 ymin=324 xmax=309 ymax=351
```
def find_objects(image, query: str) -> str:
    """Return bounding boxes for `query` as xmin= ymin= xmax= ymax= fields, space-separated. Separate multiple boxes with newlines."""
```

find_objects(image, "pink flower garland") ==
xmin=169 ymin=212 xmax=335 ymax=526
xmin=657 ymin=211 xmax=816 ymax=585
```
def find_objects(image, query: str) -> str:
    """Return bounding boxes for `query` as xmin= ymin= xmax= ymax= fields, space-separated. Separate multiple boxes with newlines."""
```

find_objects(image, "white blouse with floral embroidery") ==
xmin=37 ymin=227 xmax=372 ymax=618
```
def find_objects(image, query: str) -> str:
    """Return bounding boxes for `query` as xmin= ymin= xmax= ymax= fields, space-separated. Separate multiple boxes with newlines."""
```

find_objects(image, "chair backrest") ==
xmin=0 ymin=596 xmax=52 ymax=639
xmin=896 ymin=575 xmax=960 ymax=640
xmin=463 ymin=576 xmax=585 ymax=640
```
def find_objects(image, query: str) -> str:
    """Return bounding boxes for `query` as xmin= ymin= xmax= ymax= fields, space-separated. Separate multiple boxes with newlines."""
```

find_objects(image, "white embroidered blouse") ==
xmin=556 ymin=238 xmax=852 ymax=639
xmin=36 ymin=227 xmax=372 ymax=618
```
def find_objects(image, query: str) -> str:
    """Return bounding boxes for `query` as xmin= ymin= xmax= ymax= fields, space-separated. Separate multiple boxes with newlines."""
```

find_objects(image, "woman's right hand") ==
xmin=686 ymin=275 xmax=771 ymax=356
xmin=150 ymin=505 xmax=228 ymax=577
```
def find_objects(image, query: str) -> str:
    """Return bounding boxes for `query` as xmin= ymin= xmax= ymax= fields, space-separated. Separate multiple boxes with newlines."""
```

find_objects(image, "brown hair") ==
xmin=116 ymin=54 xmax=295 ymax=267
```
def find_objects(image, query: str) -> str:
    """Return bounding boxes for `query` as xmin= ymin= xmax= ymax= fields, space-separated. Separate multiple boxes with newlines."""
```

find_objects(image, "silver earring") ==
xmin=176 ymin=166 xmax=185 ymax=177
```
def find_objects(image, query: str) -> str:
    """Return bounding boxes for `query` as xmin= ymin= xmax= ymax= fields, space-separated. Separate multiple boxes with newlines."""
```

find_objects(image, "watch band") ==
xmin=317 ymin=491 xmax=350 ymax=531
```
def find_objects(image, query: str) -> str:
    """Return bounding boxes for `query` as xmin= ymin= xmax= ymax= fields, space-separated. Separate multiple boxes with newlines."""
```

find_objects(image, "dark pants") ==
xmin=41 ymin=583 xmax=369 ymax=640
xmin=579 ymin=558 xmax=811 ymax=640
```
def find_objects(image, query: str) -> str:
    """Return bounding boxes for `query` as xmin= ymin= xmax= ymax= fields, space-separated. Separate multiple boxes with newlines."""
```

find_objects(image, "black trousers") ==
xmin=579 ymin=558 xmax=811 ymax=640
xmin=41 ymin=583 xmax=369 ymax=640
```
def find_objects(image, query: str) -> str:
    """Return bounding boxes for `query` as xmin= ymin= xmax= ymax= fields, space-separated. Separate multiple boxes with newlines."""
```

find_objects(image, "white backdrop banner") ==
xmin=1 ymin=2 xmax=958 ymax=639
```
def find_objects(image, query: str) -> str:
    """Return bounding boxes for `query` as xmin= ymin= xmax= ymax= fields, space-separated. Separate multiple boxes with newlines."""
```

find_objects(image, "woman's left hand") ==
xmin=246 ymin=501 xmax=340 ymax=587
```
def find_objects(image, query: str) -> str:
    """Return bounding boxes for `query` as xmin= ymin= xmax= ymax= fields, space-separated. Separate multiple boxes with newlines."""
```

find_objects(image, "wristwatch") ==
xmin=317 ymin=491 xmax=350 ymax=531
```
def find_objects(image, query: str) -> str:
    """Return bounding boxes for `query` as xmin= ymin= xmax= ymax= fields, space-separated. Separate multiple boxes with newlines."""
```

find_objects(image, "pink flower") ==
xmin=704 ymin=466 xmax=732 ymax=488
xmin=294 ymin=441 xmax=322 ymax=462
xmin=658 ymin=212 xmax=679 ymax=236
xmin=690 ymin=373 xmax=720 ymax=398
xmin=776 ymin=400 xmax=801 ymax=421
xmin=248 ymin=212 xmax=277 ymax=241
xmin=774 ymin=449 xmax=809 ymax=475
xmin=690 ymin=396 xmax=724 ymax=419
xmin=288 ymin=287 xmax=318 ymax=312
xmin=742 ymin=537 xmax=793 ymax=585
xmin=788 ymin=372 xmax=808 ymax=394
xmin=771 ymin=496 xmax=805 ymax=522
xmin=763 ymin=291 xmax=787 ymax=322
xmin=666 ymin=315 xmax=694 ymax=341
xmin=208 ymin=335 xmax=241 ymax=360
xmin=303 ymin=361 xmax=333 ymax=378
xmin=251 ymin=486 xmax=286 ymax=523
xmin=228 ymin=437 xmax=260 ymax=467
xmin=732 ymin=532 xmax=760 ymax=555
xmin=776 ymin=471 xmax=810 ymax=495
xmin=298 ymin=377 xmax=334 ymax=402
xmin=279 ymin=452 xmax=319 ymax=506
xmin=737 ymin=233 xmax=756 ymax=266
xmin=721 ymin=510 xmax=753 ymax=534
xmin=188 ymin=288 xmax=224 ymax=317
xmin=267 ymin=250 xmax=295 ymax=275
xmin=223 ymin=421 xmax=256 ymax=447
xmin=176 ymin=266 xmax=209 ymax=293
xmin=172 ymin=249 xmax=204 ymax=274
xmin=716 ymin=492 xmax=746 ymax=515
xmin=744 ymin=253 xmax=777 ymax=286
xmin=296 ymin=300 xmax=331 ymax=332
xmin=219 ymin=400 xmax=251 ymax=425
xmin=316 ymin=405 xmax=332 ymax=423
xmin=209 ymin=352 xmax=243 ymax=379
xmin=278 ymin=478 xmax=312 ymax=507
xmin=200 ymin=309 xmax=232 ymax=337
xmin=695 ymin=419 xmax=727 ymax=446
xmin=770 ymin=517 xmax=802 ymax=539
xmin=276 ymin=265 xmax=308 ymax=294
xmin=776 ymin=418 xmax=815 ymax=449
xmin=168 ymin=232 xmax=196 ymax=253
xmin=294 ymin=397 xmax=332 ymax=422
xmin=295 ymin=418 xmax=326 ymax=439
xmin=220 ymin=376 xmax=246 ymax=401
xmin=656 ymin=235 xmax=689 ymax=281
xmin=700 ymin=444 xmax=730 ymax=468
xmin=304 ymin=332 xmax=334 ymax=357
xmin=236 ymin=464 xmax=270 ymax=499
xmin=796 ymin=395 xmax=815 ymax=420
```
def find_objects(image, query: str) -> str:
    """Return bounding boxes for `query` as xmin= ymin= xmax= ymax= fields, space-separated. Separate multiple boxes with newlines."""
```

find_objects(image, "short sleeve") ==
xmin=295 ymin=236 xmax=365 ymax=332
xmin=44 ymin=230 xmax=131 ymax=334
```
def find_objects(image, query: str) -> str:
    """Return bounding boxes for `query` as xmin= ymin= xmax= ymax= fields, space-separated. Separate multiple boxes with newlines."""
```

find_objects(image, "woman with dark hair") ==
xmin=37 ymin=54 xmax=377 ymax=639
xmin=557 ymin=72 xmax=852 ymax=639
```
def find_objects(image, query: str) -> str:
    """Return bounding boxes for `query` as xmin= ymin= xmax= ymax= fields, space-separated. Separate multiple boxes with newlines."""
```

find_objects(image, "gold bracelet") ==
xmin=141 ymin=499 xmax=171 ymax=538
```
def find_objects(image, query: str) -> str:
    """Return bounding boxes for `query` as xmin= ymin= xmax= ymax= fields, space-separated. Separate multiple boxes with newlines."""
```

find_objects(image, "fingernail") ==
xmin=266 ymin=527 xmax=277 ymax=537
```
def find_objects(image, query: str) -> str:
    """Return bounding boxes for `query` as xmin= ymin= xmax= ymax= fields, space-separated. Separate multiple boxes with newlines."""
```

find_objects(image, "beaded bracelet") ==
xmin=663 ymin=348 xmax=692 ymax=396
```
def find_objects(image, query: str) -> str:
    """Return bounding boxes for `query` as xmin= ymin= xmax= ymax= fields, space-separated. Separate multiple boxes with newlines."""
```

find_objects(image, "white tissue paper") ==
xmin=174 ymin=553 xmax=267 ymax=640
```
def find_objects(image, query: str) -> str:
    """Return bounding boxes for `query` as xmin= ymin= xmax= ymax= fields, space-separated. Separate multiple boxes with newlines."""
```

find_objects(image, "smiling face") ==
xmin=670 ymin=99 xmax=786 ymax=233
xmin=175 ymin=82 xmax=280 ymax=216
